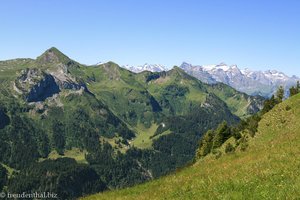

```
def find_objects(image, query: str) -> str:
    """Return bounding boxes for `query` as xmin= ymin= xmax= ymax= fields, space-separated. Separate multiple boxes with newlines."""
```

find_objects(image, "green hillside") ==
xmin=0 ymin=47 xmax=264 ymax=199
xmin=83 ymin=93 xmax=300 ymax=200
xmin=207 ymin=83 xmax=264 ymax=118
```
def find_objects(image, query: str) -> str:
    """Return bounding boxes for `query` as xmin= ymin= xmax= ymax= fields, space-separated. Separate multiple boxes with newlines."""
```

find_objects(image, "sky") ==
xmin=0 ymin=0 xmax=299 ymax=76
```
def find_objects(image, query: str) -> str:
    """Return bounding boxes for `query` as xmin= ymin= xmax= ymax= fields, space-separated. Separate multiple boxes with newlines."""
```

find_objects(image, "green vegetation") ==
xmin=0 ymin=164 xmax=8 ymax=191
xmin=207 ymin=83 xmax=264 ymax=118
xmin=0 ymin=59 xmax=36 ymax=81
xmin=197 ymin=86 xmax=285 ymax=159
xmin=0 ymin=48 xmax=265 ymax=199
xmin=289 ymin=81 xmax=300 ymax=97
xmin=9 ymin=158 xmax=107 ymax=200
xmin=0 ymin=163 xmax=15 ymax=178
xmin=82 ymin=94 xmax=300 ymax=200
xmin=41 ymin=148 xmax=88 ymax=164
xmin=131 ymin=123 xmax=159 ymax=149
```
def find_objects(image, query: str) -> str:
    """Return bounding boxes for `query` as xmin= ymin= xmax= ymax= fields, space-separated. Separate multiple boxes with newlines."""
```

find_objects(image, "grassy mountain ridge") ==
xmin=83 ymin=93 xmax=300 ymax=200
xmin=207 ymin=83 xmax=264 ymax=118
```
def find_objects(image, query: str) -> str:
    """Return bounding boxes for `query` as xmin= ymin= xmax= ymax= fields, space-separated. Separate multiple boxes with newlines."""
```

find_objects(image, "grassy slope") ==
xmin=130 ymin=123 xmax=159 ymax=149
xmin=143 ymin=68 xmax=262 ymax=118
xmin=145 ymin=68 xmax=208 ymax=115
xmin=77 ymin=63 xmax=159 ymax=127
xmin=207 ymin=83 xmax=263 ymax=118
xmin=39 ymin=148 xmax=88 ymax=164
xmin=0 ymin=163 xmax=16 ymax=178
xmin=82 ymin=94 xmax=300 ymax=200
xmin=0 ymin=59 xmax=36 ymax=80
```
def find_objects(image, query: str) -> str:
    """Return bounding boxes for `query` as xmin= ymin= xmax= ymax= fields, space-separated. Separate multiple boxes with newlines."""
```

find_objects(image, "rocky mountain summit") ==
xmin=13 ymin=48 xmax=87 ymax=102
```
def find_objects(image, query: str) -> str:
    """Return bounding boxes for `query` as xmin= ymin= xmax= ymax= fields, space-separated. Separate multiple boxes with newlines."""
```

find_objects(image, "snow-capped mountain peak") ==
xmin=179 ymin=62 xmax=300 ymax=97
xmin=215 ymin=63 xmax=230 ymax=71
xmin=241 ymin=68 xmax=252 ymax=75
xmin=122 ymin=63 xmax=168 ymax=73
xmin=201 ymin=63 xmax=239 ymax=72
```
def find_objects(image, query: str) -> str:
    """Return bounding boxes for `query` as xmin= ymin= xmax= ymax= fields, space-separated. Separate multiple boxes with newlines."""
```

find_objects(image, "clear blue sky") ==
xmin=1 ymin=0 xmax=299 ymax=76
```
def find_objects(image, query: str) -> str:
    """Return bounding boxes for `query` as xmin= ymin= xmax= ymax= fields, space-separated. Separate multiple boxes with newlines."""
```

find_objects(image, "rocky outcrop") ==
xmin=14 ymin=68 xmax=87 ymax=102
xmin=26 ymin=73 xmax=60 ymax=102
xmin=246 ymin=96 xmax=264 ymax=114
xmin=50 ymin=68 xmax=86 ymax=91
xmin=15 ymin=68 xmax=60 ymax=102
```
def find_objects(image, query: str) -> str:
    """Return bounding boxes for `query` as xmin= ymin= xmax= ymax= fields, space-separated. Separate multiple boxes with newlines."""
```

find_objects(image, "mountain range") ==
xmin=0 ymin=47 xmax=264 ymax=199
xmin=123 ymin=62 xmax=299 ymax=97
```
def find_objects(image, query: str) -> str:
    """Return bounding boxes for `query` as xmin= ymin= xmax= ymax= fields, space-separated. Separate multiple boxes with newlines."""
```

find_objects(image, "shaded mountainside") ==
xmin=83 ymin=93 xmax=300 ymax=200
xmin=0 ymin=47 xmax=264 ymax=199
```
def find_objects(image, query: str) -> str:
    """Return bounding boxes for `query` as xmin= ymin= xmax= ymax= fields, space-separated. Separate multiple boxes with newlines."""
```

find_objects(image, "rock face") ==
xmin=50 ymin=68 xmax=86 ymax=90
xmin=179 ymin=63 xmax=217 ymax=84
xmin=15 ymin=68 xmax=87 ymax=102
xmin=246 ymin=96 xmax=263 ymax=114
xmin=27 ymin=73 xmax=60 ymax=102
xmin=15 ymin=68 xmax=60 ymax=102
xmin=0 ymin=109 xmax=10 ymax=129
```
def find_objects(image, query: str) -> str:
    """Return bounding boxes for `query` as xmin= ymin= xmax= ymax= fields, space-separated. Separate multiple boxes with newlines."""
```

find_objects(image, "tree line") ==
xmin=196 ymin=82 xmax=300 ymax=160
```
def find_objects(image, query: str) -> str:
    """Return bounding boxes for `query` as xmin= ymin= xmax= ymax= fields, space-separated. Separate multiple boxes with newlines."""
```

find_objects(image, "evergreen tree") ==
xmin=51 ymin=120 xmax=66 ymax=155
xmin=262 ymin=95 xmax=278 ymax=114
xmin=196 ymin=130 xmax=214 ymax=158
xmin=212 ymin=121 xmax=231 ymax=149
xmin=246 ymin=114 xmax=261 ymax=137
xmin=289 ymin=81 xmax=300 ymax=97
xmin=275 ymin=86 xmax=284 ymax=103
xmin=289 ymin=86 xmax=298 ymax=97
